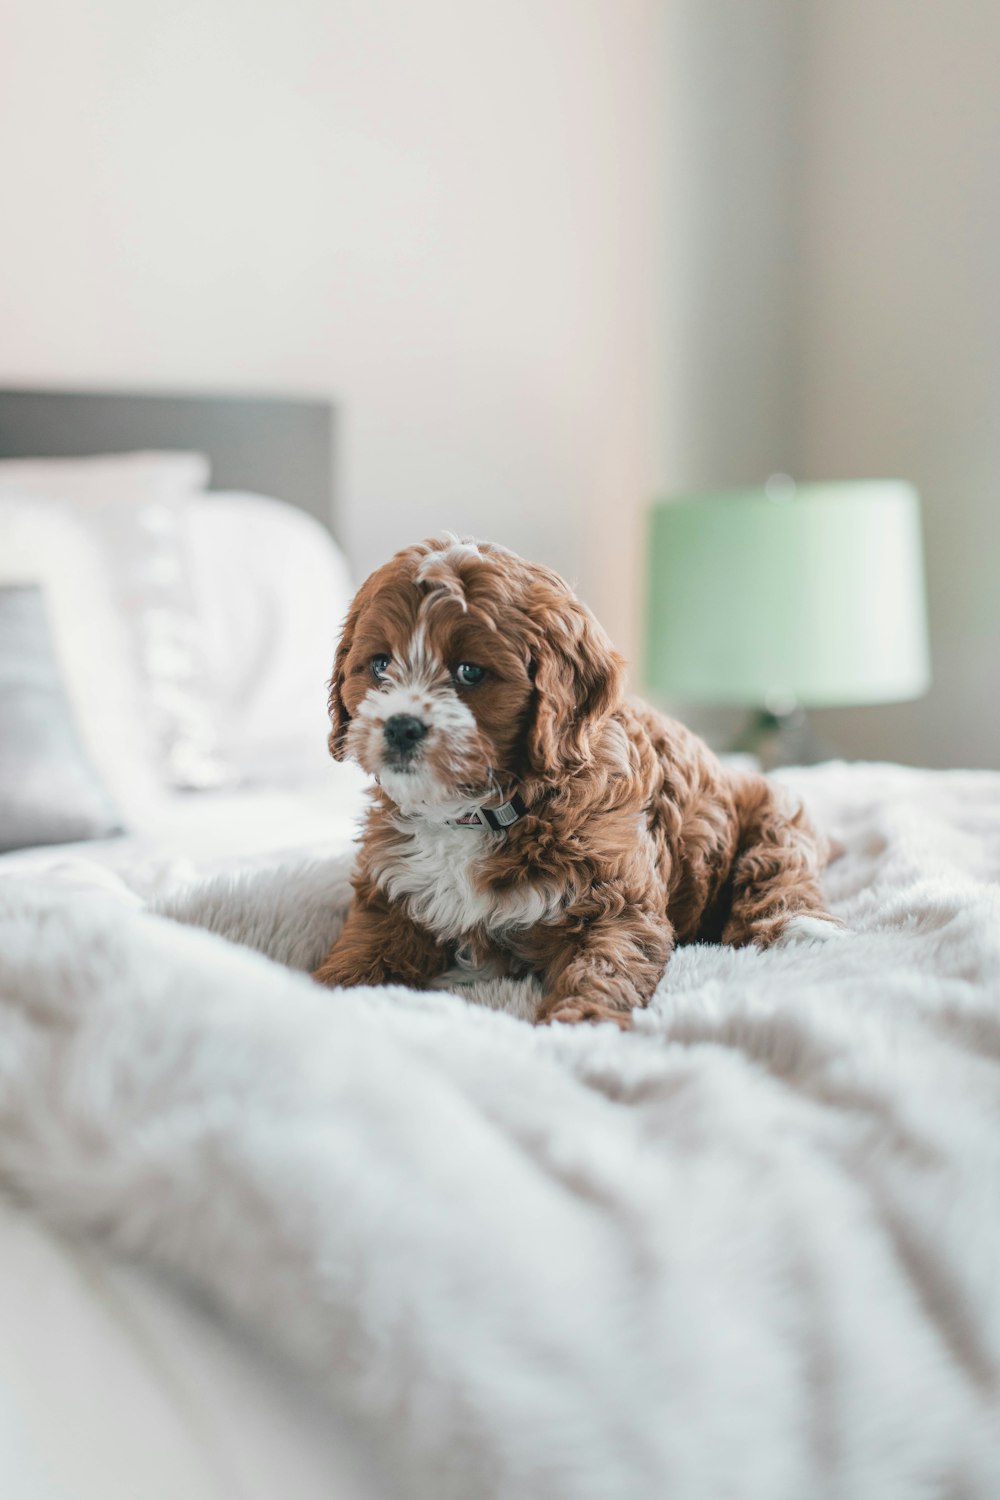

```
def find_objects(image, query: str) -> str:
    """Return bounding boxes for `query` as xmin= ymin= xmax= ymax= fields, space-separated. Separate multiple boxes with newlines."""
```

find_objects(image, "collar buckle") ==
xmin=453 ymin=791 xmax=527 ymax=831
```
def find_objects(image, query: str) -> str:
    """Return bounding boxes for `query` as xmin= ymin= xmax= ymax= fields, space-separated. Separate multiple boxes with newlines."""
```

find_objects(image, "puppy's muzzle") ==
xmin=384 ymin=714 xmax=428 ymax=764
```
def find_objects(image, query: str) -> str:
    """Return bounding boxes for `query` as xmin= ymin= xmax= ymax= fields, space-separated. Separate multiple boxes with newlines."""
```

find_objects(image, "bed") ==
xmin=2 ymin=392 xmax=1000 ymax=1500
xmin=0 ymin=389 xmax=384 ymax=1498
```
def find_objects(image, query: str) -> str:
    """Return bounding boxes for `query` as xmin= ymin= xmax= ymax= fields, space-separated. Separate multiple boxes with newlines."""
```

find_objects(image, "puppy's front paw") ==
xmin=540 ymin=997 xmax=634 ymax=1029
xmin=311 ymin=955 xmax=384 ymax=989
xmin=773 ymin=914 xmax=847 ymax=950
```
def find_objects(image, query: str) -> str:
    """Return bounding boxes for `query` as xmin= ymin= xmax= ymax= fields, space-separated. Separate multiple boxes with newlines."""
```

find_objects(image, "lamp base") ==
xmin=731 ymin=707 xmax=833 ymax=770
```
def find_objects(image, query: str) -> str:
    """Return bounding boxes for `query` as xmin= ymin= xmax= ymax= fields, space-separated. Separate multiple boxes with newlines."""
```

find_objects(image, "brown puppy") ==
xmin=313 ymin=537 xmax=841 ymax=1026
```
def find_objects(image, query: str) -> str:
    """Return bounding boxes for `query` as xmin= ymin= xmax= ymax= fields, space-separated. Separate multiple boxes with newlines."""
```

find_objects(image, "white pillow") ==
xmin=186 ymin=494 xmax=353 ymax=783
xmin=0 ymin=499 xmax=161 ymax=820
xmin=0 ymin=453 xmax=228 ymax=791
xmin=0 ymin=450 xmax=209 ymax=504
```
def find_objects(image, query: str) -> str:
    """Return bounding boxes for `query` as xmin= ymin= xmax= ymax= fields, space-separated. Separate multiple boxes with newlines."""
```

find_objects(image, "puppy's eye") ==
xmin=371 ymin=654 xmax=391 ymax=681
xmin=454 ymin=662 xmax=486 ymax=687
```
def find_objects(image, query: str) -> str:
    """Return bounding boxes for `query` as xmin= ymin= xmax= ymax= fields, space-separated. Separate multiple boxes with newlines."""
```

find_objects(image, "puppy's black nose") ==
xmin=384 ymin=714 xmax=428 ymax=755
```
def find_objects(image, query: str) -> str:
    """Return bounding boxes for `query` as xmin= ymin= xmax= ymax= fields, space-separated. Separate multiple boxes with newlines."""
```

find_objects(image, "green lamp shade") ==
xmin=643 ymin=481 xmax=931 ymax=708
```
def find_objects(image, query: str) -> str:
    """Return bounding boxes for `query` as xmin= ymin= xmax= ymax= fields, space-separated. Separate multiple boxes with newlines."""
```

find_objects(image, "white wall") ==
xmin=0 ymin=0 xmax=662 ymax=656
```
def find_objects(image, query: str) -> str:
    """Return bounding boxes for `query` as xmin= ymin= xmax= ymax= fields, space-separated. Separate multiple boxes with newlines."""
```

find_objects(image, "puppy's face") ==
xmin=328 ymin=538 xmax=624 ymax=817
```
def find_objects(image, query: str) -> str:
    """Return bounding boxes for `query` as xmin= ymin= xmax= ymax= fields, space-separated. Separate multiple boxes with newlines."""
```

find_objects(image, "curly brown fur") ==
xmin=312 ymin=537 xmax=839 ymax=1027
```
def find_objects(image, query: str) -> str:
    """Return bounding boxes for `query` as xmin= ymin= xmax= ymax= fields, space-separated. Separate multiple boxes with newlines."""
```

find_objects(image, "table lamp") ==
xmin=642 ymin=479 xmax=931 ymax=765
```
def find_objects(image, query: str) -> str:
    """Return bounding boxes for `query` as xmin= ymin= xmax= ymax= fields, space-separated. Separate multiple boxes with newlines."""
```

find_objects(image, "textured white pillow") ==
xmin=0 ymin=499 xmax=161 ymax=819
xmin=0 ymin=453 xmax=228 ymax=791
xmin=186 ymin=494 xmax=354 ymax=783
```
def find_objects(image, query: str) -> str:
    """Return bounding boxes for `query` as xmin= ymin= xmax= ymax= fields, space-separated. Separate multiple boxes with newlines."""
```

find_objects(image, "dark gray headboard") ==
xmin=0 ymin=388 xmax=336 ymax=534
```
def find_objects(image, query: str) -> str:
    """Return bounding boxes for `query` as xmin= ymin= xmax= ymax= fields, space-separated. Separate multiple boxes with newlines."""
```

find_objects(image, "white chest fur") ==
xmin=371 ymin=818 xmax=560 ymax=943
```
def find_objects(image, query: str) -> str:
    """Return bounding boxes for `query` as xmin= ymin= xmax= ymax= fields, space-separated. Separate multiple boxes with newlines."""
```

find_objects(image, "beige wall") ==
xmin=797 ymin=0 xmax=1000 ymax=769
xmin=660 ymin=0 xmax=999 ymax=769
xmin=0 ymin=0 xmax=662 ymax=654
xmin=659 ymin=0 xmax=801 ymax=494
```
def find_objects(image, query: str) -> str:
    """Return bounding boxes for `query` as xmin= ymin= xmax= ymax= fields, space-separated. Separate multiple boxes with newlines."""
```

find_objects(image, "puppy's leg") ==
xmin=721 ymin=776 xmax=842 ymax=950
xmin=536 ymin=905 xmax=673 ymax=1029
xmin=313 ymin=898 xmax=448 ymax=989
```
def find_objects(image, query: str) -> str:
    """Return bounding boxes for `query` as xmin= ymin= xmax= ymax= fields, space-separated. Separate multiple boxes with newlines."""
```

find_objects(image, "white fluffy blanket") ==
xmin=2 ymin=762 xmax=1000 ymax=1499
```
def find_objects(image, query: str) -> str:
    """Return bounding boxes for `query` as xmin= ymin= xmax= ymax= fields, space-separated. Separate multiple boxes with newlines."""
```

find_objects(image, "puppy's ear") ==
xmin=526 ymin=596 xmax=625 ymax=779
xmin=327 ymin=587 xmax=369 ymax=761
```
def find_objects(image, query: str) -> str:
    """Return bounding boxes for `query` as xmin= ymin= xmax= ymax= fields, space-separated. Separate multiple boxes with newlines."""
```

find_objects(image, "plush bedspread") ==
xmin=1 ymin=761 xmax=999 ymax=1499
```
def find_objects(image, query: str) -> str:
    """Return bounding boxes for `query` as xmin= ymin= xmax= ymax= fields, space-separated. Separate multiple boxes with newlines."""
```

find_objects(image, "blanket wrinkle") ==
xmin=859 ymin=1165 xmax=999 ymax=1396
xmin=2 ymin=763 xmax=1000 ymax=1499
